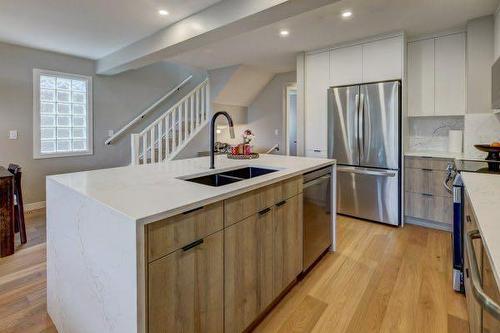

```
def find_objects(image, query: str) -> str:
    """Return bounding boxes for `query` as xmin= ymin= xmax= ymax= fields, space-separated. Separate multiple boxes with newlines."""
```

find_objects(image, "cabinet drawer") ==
xmin=274 ymin=176 xmax=303 ymax=204
xmin=405 ymin=156 xmax=451 ymax=170
xmin=405 ymin=192 xmax=452 ymax=224
xmin=405 ymin=168 xmax=450 ymax=197
xmin=224 ymin=177 xmax=302 ymax=227
xmin=147 ymin=202 xmax=223 ymax=262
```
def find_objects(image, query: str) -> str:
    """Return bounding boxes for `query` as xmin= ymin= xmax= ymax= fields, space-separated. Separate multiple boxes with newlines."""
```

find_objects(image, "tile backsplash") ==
xmin=408 ymin=114 xmax=500 ymax=157
xmin=408 ymin=116 xmax=464 ymax=152
xmin=463 ymin=113 xmax=500 ymax=158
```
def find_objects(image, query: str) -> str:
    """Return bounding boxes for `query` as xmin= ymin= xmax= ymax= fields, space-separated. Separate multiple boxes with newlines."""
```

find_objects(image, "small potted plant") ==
xmin=242 ymin=129 xmax=255 ymax=155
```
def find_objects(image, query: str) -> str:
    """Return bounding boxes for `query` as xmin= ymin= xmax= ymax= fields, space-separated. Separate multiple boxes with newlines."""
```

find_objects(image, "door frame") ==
xmin=284 ymin=83 xmax=298 ymax=156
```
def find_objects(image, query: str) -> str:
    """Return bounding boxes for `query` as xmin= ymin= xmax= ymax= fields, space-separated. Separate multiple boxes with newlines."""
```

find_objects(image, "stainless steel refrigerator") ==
xmin=328 ymin=81 xmax=401 ymax=226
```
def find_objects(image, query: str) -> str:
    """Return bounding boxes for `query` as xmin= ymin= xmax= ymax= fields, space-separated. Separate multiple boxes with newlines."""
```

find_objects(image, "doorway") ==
xmin=285 ymin=84 xmax=297 ymax=156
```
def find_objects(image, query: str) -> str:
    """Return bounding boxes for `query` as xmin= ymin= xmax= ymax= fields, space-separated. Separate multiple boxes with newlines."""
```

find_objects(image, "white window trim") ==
xmin=33 ymin=69 xmax=93 ymax=159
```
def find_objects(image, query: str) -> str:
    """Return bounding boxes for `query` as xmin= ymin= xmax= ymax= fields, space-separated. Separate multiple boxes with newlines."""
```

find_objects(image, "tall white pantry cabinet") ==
xmin=304 ymin=34 xmax=404 ymax=157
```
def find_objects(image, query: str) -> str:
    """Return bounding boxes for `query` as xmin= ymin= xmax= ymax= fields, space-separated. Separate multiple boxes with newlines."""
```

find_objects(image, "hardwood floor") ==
xmin=255 ymin=216 xmax=468 ymax=333
xmin=0 ymin=211 xmax=467 ymax=333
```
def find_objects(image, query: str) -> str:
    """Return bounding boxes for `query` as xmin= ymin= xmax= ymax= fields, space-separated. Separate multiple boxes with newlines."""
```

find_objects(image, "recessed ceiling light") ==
xmin=158 ymin=9 xmax=169 ymax=16
xmin=341 ymin=11 xmax=352 ymax=18
xmin=280 ymin=30 xmax=290 ymax=37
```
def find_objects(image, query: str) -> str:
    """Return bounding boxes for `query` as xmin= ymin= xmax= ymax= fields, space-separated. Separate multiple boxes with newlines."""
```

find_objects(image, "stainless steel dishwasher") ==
xmin=303 ymin=167 xmax=332 ymax=271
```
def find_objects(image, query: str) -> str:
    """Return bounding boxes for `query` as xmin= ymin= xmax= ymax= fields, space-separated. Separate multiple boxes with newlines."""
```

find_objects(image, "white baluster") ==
xmin=184 ymin=99 xmax=188 ymax=138
xmin=177 ymin=106 xmax=182 ymax=145
xmin=149 ymin=125 xmax=156 ymax=163
xmin=205 ymin=82 xmax=210 ymax=121
xmin=142 ymin=133 xmax=147 ymax=165
xmin=196 ymin=89 xmax=200 ymax=127
xmin=131 ymin=134 xmax=140 ymax=165
xmin=158 ymin=118 xmax=163 ymax=162
xmin=201 ymin=86 xmax=205 ymax=124
xmin=166 ymin=113 xmax=170 ymax=158
xmin=190 ymin=95 xmax=195 ymax=132
xmin=173 ymin=108 xmax=177 ymax=150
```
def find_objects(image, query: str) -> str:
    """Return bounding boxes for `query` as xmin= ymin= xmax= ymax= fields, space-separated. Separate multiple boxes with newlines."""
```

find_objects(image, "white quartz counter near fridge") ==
xmin=46 ymin=154 xmax=336 ymax=333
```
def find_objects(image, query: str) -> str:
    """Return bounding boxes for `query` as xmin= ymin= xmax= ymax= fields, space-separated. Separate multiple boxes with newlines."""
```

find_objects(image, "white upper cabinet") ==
xmin=408 ymin=38 xmax=435 ymax=116
xmin=408 ymin=32 xmax=466 ymax=117
xmin=329 ymin=45 xmax=362 ymax=86
xmin=362 ymin=36 xmax=403 ymax=82
xmin=305 ymin=51 xmax=329 ymax=153
xmin=435 ymin=33 xmax=466 ymax=116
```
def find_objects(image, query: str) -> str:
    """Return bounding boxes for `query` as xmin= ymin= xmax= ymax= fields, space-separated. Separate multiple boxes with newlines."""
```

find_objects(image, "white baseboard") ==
xmin=24 ymin=201 xmax=46 ymax=212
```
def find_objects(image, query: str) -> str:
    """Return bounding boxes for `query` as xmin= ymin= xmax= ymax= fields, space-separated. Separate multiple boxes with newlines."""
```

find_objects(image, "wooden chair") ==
xmin=8 ymin=164 xmax=26 ymax=244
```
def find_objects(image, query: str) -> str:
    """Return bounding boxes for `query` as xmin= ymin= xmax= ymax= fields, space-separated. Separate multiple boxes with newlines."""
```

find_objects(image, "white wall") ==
xmin=495 ymin=6 xmax=500 ymax=60
xmin=0 ymin=41 xmax=206 ymax=203
xmin=247 ymin=71 xmax=296 ymax=153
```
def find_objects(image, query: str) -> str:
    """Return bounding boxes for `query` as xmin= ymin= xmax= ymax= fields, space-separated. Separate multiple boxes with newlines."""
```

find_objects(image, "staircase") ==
xmin=131 ymin=79 xmax=210 ymax=165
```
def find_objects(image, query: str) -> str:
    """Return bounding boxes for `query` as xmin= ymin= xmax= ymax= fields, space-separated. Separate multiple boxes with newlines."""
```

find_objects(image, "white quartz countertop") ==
xmin=461 ymin=172 xmax=500 ymax=287
xmin=48 ymin=154 xmax=335 ymax=224
xmin=405 ymin=150 xmax=486 ymax=161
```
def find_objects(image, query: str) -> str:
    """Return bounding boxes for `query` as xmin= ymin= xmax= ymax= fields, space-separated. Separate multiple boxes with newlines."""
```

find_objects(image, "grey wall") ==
xmin=175 ymin=103 xmax=248 ymax=159
xmin=467 ymin=15 xmax=494 ymax=114
xmin=247 ymin=71 xmax=296 ymax=153
xmin=0 ymin=41 xmax=206 ymax=204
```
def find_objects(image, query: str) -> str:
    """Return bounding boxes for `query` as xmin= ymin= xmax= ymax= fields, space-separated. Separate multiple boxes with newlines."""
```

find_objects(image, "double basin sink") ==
xmin=183 ymin=167 xmax=277 ymax=187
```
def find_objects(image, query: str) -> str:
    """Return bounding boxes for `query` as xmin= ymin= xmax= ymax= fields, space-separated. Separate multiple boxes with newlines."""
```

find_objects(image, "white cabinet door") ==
xmin=305 ymin=51 xmax=329 ymax=152
xmin=362 ymin=36 xmax=403 ymax=82
xmin=408 ymin=39 xmax=435 ymax=116
xmin=435 ymin=33 xmax=466 ymax=116
xmin=330 ymin=45 xmax=362 ymax=86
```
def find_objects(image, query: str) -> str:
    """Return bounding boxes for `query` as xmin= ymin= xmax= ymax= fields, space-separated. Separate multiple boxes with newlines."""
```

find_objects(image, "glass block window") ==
xmin=34 ymin=69 xmax=92 ymax=158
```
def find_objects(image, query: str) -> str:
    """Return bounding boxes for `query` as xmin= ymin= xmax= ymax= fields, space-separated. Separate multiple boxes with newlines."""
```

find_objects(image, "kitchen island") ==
xmin=46 ymin=154 xmax=336 ymax=333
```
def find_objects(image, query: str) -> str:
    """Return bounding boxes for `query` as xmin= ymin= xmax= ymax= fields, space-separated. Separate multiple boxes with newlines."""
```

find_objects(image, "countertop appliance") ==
xmin=328 ymin=80 xmax=401 ymax=225
xmin=303 ymin=167 xmax=332 ymax=272
xmin=447 ymin=159 xmax=500 ymax=292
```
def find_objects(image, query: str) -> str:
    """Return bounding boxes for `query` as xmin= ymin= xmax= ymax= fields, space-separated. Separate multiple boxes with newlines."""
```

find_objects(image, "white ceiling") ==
xmin=0 ymin=0 xmax=222 ymax=59
xmin=170 ymin=0 xmax=499 ymax=73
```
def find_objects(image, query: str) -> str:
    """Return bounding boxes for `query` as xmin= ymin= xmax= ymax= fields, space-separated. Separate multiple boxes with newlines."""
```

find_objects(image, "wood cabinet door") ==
xmin=330 ymin=45 xmax=362 ymax=86
xmin=408 ymin=38 xmax=435 ymax=116
xmin=362 ymin=36 xmax=403 ymax=82
xmin=224 ymin=210 xmax=274 ymax=333
xmin=305 ymin=51 xmax=329 ymax=152
xmin=482 ymin=248 xmax=500 ymax=332
xmin=273 ymin=194 xmax=303 ymax=295
xmin=148 ymin=231 xmax=223 ymax=333
xmin=435 ymin=33 xmax=466 ymax=116
xmin=464 ymin=241 xmax=482 ymax=333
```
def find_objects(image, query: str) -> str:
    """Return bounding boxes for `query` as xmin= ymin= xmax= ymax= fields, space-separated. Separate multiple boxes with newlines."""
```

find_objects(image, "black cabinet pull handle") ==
xmin=313 ymin=149 xmax=321 ymax=153
xmin=258 ymin=207 xmax=271 ymax=216
xmin=422 ymin=193 xmax=433 ymax=197
xmin=422 ymin=168 xmax=432 ymax=172
xmin=466 ymin=215 xmax=471 ymax=223
xmin=182 ymin=206 xmax=204 ymax=215
xmin=182 ymin=239 xmax=204 ymax=251
xmin=466 ymin=268 xmax=469 ymax=278
xmin=276 ymin=200 xmax=287 ymax=207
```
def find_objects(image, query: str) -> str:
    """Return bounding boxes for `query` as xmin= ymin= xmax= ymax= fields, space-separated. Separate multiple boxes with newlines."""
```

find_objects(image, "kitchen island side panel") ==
xmin=46 ymin=178 xmax=139 ymax=333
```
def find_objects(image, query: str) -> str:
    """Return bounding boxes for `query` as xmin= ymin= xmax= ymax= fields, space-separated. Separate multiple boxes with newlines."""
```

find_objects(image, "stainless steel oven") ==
xmin=303 ymin=167 xmax=332 ymax=271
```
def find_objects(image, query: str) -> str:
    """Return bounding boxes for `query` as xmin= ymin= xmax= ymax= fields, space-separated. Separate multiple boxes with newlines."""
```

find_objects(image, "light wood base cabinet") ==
xmin=147 ymin=177 xmax=305 ymax=333
xmin=224 ymin=211 xmax=274 ymax=333
xmin=148 ymin=231 xmax=223 ymax=333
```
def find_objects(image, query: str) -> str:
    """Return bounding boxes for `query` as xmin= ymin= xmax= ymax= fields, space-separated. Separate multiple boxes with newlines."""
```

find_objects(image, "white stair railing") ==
xmin=131 ymin=79 xmax=210 ymax=165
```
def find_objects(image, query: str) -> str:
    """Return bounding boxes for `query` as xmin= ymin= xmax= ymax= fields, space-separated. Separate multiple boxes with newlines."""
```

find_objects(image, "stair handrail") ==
xmin=138 ymin=79 xmax=208 ymax=137
xmin=105 ymin=75 xmax=193 ymax=145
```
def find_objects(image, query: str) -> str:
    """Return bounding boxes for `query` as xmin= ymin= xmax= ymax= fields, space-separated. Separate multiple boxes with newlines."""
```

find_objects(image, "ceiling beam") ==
xmin=96 ymin=0 xmax=337 ymax=75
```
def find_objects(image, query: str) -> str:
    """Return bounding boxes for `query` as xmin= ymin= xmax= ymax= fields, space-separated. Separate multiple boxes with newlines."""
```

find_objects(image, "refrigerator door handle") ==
xmin=358 ymin=93 xmax=364 ymax=162
xmin=337 ymin=166 xmax=397 ymax=177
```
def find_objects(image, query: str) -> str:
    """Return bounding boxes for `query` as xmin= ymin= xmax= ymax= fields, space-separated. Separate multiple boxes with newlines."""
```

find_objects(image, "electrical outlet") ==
xmin=9 ymin=130 xmax=18 ymax=140
xmin=274 ymin=129 xmax=279 ymax=136
xmin=107 ymin=130 xmax=114 ymax=137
